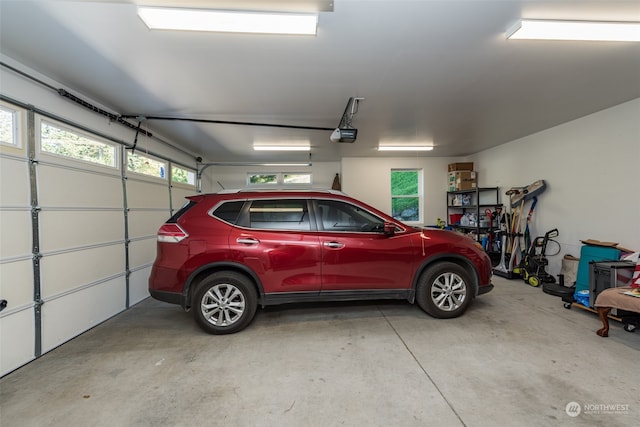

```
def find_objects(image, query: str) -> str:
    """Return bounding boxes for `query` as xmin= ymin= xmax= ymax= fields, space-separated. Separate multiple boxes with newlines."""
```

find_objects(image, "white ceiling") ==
xmin=1 ymin=0 xmax=639 ymax=163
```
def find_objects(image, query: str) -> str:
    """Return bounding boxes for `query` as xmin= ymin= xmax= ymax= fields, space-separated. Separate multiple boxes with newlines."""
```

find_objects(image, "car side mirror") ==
xmin=383 ymin=222 xmax=396 ymax=236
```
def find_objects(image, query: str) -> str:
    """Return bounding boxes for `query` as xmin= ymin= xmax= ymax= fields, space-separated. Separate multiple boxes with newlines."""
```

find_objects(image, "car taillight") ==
xmin=157 ymin=223 xmax=188 ymax=243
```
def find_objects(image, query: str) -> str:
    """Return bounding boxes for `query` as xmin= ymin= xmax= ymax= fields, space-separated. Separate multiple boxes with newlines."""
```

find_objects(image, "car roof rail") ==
xmin=217 ymin=188 xmax=346 ymax=195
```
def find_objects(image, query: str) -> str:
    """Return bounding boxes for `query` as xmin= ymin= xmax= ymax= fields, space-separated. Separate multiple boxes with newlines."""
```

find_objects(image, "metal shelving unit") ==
xmin=446 ymin=186 xmax=501 ymax=243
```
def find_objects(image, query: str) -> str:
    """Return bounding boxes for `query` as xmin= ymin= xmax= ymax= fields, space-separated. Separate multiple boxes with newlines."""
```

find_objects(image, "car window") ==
xmin=248 ymin=199 xmax=310 ymax=231
xmin=211 ymin=200 xmax=246 ymax=224
xmin=316 ymin=200 xmax=385 ymax=232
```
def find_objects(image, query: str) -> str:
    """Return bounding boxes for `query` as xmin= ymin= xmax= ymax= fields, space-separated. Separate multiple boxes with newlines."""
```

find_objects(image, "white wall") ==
xmin=471 ymin=98 xmax=640 ymax=274
xmin=202 ymin=162 xmax=341 ymax=192
xmin=340 ymin=100 xmax=639 ymax=276
xmin=341 ymin=156 xmax=463 ymax=225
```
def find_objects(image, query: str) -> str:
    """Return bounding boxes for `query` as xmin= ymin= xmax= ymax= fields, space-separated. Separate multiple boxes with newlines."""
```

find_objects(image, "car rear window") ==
xmin=212 ymin=200 xmax=245 ymax=224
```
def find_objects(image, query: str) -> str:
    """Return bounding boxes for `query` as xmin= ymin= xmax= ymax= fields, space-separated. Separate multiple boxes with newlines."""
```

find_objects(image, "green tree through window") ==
xmin=0 ymin=107 xmax=16 ymax=146
xmin=41 ymin=121 xmax=116 ymax=167
xmin=172 ymin=165 xmax=196 ymax=185
xmin=391 ymin=169 xmax=421 ymax=222
xmin=127 ymin=152 xmax=166 ymax=178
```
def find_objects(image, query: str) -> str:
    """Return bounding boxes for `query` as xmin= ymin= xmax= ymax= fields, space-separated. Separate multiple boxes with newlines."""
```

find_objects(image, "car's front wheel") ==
xmin=416 ymin=262 xmax=473 ymax=318
xmin=193 ymin=272 xmax=258 ymax=334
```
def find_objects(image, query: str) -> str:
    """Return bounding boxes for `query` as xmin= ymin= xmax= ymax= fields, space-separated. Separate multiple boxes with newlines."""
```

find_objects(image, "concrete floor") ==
xmin=1 ymin=276 xmax=639 ymax=427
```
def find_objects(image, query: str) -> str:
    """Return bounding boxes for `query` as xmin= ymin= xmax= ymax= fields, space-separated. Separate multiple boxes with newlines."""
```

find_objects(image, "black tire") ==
xmin=192 ymin=271 xmax=258 ymax=335
xmin=416 ymin=262 xmax=473 ymax=319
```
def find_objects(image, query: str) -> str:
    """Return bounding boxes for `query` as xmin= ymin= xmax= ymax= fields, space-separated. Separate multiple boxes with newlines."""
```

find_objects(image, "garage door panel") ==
xmin=127 ymin=179 xmax=169 ymax=209
xmin=39 ymin=210 xmax=123 ymax=252
xmin=0 ymin=157 xmax=30 ymax=206
xmin=0 ymin=308 xmax=35 ymax=377
xmin=129 ymin=266 xmax=151 ymax=305
xmin=40 ymin=245 xmax=124 ymax=298
xmin=41 ymin=277 xmax=126 ymax=353
xmin=38 ymin=165 xmax=122 ymax=208
xmin=0 ymin=210 xmax=31 ymax=258
xmin=172 ymin=187 xmax=196 ymax=210
xmin=129 ymin=238 xmax=157 ymax=269
xmin=0 ymin=260 xmax=33 ymax=309
xmin=128 ymin=210 xmax=169 ymax=239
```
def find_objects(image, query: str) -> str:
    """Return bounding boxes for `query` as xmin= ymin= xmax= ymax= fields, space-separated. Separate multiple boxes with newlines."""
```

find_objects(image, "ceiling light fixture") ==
xmin=261 ymin=163 xmax=311 ymax=167
xmin=507 ymin=19 xmax=640 ymax=42
xmin=137 ymin=7 xmax=318 ymax=35
xmin=253 ymin=145 xmax=310 ymax=151
xmin=377 ymin=145 xmax=434 ymax=152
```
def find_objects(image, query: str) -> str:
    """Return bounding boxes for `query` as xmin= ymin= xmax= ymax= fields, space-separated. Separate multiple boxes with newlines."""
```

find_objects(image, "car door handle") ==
xmin=323 ymin=241 xmax=344 ymax=249
xmin=237 ymin=237 xmax=260 ymax=245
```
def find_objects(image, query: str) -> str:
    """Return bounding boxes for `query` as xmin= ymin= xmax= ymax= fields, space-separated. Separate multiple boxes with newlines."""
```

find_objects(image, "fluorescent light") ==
xmin=261 ymin=163 xmax=311 ymax=167
xmin=507 ymin=20 xmax=640 ymax=42
xmin=138 ymin=7 xmax=318 ymax=35
xmin=378 ymin=145 xmax=434 ymax=152
xmin=254 ymin=145 xmax=310 ymax=151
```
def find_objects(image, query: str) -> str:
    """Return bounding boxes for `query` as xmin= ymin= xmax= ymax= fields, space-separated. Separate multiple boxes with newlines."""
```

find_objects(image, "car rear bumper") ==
xmin=149 ymin=289 xmax=183 ymax=306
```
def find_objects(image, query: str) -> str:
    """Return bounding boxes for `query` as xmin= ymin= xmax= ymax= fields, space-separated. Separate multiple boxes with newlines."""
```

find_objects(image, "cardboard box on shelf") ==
xmin=448 ymin=171 xmax=476 ymax=191
xmin=448 ymin=162 xmax=474 ymax=172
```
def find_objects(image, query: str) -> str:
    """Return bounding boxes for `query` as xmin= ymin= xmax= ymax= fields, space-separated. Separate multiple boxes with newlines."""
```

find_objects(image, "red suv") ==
xmin=149 ymin=190 xmax=493 ymax=334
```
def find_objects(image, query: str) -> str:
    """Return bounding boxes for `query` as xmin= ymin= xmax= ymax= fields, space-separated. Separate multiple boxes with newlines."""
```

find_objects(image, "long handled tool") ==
xmin=494 ymin=180 xmax=547 ymax=279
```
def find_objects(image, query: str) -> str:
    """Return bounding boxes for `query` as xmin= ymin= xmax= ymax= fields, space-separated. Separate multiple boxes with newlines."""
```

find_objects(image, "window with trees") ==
xmin=127 ymin=152 xmax=166 ymax=179
xmin=247 ymin=172 xmax=312 ymax=186
xmin=248 ymin=173 xmax=278 ymax=185
xmin=172 ymin=165 xmax=196 ymax=186
xmin=391 ymin=169 xmax=422 ymax=223
xmin=0 ymin=104 xmax=19 ymax=147
xmin=40 ymin=120 xmax=117 ymax=167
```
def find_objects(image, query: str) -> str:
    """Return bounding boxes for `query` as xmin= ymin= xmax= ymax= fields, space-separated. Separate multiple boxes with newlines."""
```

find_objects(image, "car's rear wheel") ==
xmin=416 ymin=262 xmax=472 ymax=318
xmin=193 ymin=271 xmax=257 ymax=334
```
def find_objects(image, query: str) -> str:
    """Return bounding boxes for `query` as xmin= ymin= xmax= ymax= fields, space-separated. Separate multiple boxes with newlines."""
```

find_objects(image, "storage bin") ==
xmin=449 ymin=214 xmax=463 ymax=224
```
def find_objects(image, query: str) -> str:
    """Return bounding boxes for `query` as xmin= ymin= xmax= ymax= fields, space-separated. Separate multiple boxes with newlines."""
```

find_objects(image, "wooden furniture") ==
xmin=594 ymin=287 xmax=640 ymax=337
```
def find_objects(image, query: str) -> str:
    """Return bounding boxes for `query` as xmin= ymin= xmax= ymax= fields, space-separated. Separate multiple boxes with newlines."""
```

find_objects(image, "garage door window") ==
xmin=0 ymin=104 xmax=20 ymax=147
xmin=171 ymin=165 xmax=196 ymax=186
xmin=283 ymin=173 xmax=312 ymax=184
xmin=40 ymin=120 xmax=117 ymax=168
xmin=248 ymin=174 xmax=278 ymax=185
xmin=127 ymin=152 xmax=166 ymax=179
xmin=391 ymin=169 xmax=422 ymax=223
xmin=247 ymin=172 xmax=312 ymax=186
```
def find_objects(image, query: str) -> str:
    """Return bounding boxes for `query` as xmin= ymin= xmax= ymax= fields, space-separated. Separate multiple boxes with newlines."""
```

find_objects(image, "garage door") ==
xmin=0 ymin=104 xmax=198 ymax=376
xmin=126 ymin=155 xmax=198 ymax=305
xmin=0 ymin=103 xmax=34 ymax=375
xmin=36 ymin=117 xmax=127 ymax=355
xmin=126 ymin=153 xmax=171 ymax=306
